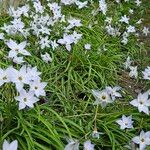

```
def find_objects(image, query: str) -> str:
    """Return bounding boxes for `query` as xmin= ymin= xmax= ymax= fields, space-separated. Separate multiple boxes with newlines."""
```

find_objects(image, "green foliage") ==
xmin=0 ymin=0 xmax=150 ymax=150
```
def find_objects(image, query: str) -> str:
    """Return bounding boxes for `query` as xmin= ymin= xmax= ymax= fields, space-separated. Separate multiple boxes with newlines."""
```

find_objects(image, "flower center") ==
xmin=141 ymin=138 xmax=145 ymax=143
xmin=23 ymin=98 xmax=27 ymax=102
xmin=3 ymin=76 xmax=7 ymax=80
xmin=15 ymin=48 xmax=19 ymax=52
xmin=18 ymin=76 xmax=23 ymax=81
xmin=125 ymin=122 xmax=128 ymax=126
xmin=140 ymin=101 xmax=144 ymax=105
xmin=35 ymin=86 xmax=38 ymax=90
xmin=102 ymin=95 xmax=106 ymax=100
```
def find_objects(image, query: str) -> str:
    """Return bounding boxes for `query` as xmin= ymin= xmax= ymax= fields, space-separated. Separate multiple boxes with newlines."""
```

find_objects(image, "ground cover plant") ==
xmin=0 ymin=0 xmax=150 ymax=149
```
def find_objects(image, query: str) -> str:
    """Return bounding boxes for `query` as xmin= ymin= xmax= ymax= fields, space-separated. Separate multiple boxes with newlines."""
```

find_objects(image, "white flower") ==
xmin=119 ymin=15 xmax=130 ymax=24
xmin=29 ymin=80 xmax=47 ymax=97
xmin=13 ymin=56 xmax=25 ymax=64
xmin=27 ymin=66 xmax=41 ymax=82
xmin=142 ymin=66 xmax=150 ymax=80
xmin=3 ymin=139 xmax=18 ymax=150
xmin=11 ymin=18 xmax=25 ymax=31
xmin=129 ymin=9 xmax=134 ymax=14
xmin=99 ymin=0 xmax=107 ymax=15
xmin=61 ymin=0 xmax=76 ymax=5
xmin=9 ymin=65 xmax=29 ymax=92
xmin=92 ymin=130 xmax=103 ymax=139
xmin=57 ymin=34 xmax=74 ymax=51
xmin=124 ymin=56 xmax=132 ymax=69
xmin=92 ymin=89 xmax=113 ymax=107
xmin=105 ymin=17 xmax=112 ymax=24
xmin=0 ymin=67 xmax=12 ymax=86
xmin=132 ymin=131 xmax=150 ymax=150
xmin=136 ymin=19 xmax=142 ymax=24
xmin=19 ymin=5 xmax=30 ymax=17
xmin=48 ymin=2 xmax=61 ymax=11
xmin=39 ymin=26 xmax=51 ymax=35
xmin=121 ymin=37 xmax=128 ymax=45
xmin=67 ymin=18 xmax=82 ymax=29
xmin=0 ymin=33 xmax=4 ymax=40
xmin=115 ymin=0 xmax=120 ymax=3
xmin=106 ymin=86 xmax=122 ymax=100
xmin=84 ymin=140 xmax=95 ymax=150
xmin=84 ymin=44 xmax=91 ymax=50
xmin=72 ymin=31 xmax=82 ymax=44
xmin=64 ymin=139 xmax=79 ymax=150
xmin=102 ymin=45 xmax=107 ymax=51
xmin=116 ymin=115 xmax=134 ymax=130
xmin=75 ymin=1 xmax=88 ymax=9
xmin=122 ymin=31 xmax=129 ymax=38
xmin=127 ymin=25 xmax=136 ymax=33
xmin=41 ymin=52 xmax=52 ymax=63
xmin=50 ymin=40 xmax=59 ymax=50
xmin=135 ymin=0 xmax=142 ymax=6
xmin=1 ymin=24 xmax=15 ymax=35
xmin=142 ymin=27 xmax=149 ymax=36
xmin=8 ymin=6 xmax=22 ymax=18
xmin=33 ymin=1 xmax=44 ymax=13
xmin=130 ymin=92 xmax=150 ymax=115
xmin=105 ymin=25 xmax=120 ymax=36
xmin=129 ymin=66 xmax=138 ymax=79
xmin=15 ymin=89 xmax=39 ymax=110
xmin=6 ymin=39 xmax=30 ymax=58
xmin=60 ymin=15 xmax=66 ymax=23
xmin=39 ymin=36 xmax=51 ymax=49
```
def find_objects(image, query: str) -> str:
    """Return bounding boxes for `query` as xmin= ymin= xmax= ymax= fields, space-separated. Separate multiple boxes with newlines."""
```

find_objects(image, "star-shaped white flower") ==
xmin=142 ymin=27 xmax=149 ymax=36
xmin=105 ymin=17 xmax=112 ymax=24
xmin=57 ymin=34 xmax=74 ymax=51
xmin=0 ymin=33 xmax=4 ymax=40
xmin=92 ymin=130 xmax=103 ymax=139
xmin=39 ymin=36 xmax=50 ymax=49
xmin=142 ymin=66 xmax=150 ymax=80
xmin=136 ymin=19 xmax=142 ymax=24
xmin=92 ymin=89 xmax=113 ymax=107
xmin=127 ymin=25 xmax=136 ymax=33
xmin=106 ymin=86 xmax=122 ymax=100
xmin=130 ymin=92 xmax=150 ymax=115
xmin=3 ymin=139 xmax=18 ymax=150
xmin=64 ymin=139 xmax=79 ymax=150
xmin=129 ymin=66 xmax=138 ymax=78
xmin=75 ymin=1 xmax=88 ymax=9
xmin=84 ymin=44 xmax=91 ymax=50
xmin=132 ymin=131 xmax=150 ymax=150
xmin=27 ymin=66 xmax=41 ymax=82
xmin=129 ymin=9 xmax=134 ymax=14
xmin=72 ymin=31 xmax=82 ymax=44
xmin=116 ymin=115 xmax=134 ymax=130
xmin=29 ymin=80 xmax=47 ymax=97
xmin=50 ymin=40 xmax=58 ymax=50
xmin=41 ymin=52 xmax=52 ymax=63
xmin=0 ymin=67 xmax=12 ymax=86
xmin=13 ymin=56 xmax=25 ymax=64
xmin=99 ymin=0 xmax=107 ymax=15
xmin=124 ymin=56 xmax=132 ymax=69
xmin=67 ymin=18 xmax=82 ymax=29
xmin=135 ymin=0 xmax=142 ymax=6
xmin=84 ymin=140 xmax=95 ymax=150
xmin=119 ymin=15 xmax=130 ymax=24
xmin=9 ymin=65 xmax=30 ymax=91
xmin=61 ymin=0 xmax=75 ymax=5
xmin=15 ymin=89 xmax=39 ymax=110
xmin=6 ymin=39 xmax=30 ymax=58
